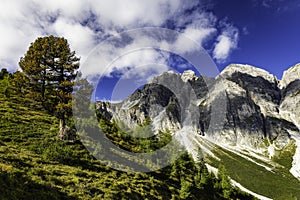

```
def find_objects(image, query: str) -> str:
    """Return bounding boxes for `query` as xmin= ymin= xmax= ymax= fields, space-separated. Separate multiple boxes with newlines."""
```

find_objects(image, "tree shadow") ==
xmin=0 ymin=170 xmax=73 ymax=200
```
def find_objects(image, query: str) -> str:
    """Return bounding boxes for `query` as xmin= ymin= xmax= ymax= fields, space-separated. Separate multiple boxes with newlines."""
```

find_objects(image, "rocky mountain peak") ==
xmin=181 ymin=70 xmax=198 ymax=82
xmin=279 ymin=63 xmax=300 ymax=89
xmin=221 ymin=64 xmax=278 ymax=84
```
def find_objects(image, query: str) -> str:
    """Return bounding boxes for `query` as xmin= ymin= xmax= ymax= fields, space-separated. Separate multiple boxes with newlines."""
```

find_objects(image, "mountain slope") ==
xmin=0 ymin=72 xmax=254 ymax=199
xmin=97 ymin=63 xmax=300 ymax=199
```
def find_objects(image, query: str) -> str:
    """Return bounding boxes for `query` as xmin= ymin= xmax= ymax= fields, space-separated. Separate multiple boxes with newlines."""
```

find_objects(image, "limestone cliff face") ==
xmin=96 ymin=63 xmax=300 ymax=151
xmin=279 ymin=64 xmax=300 ymax=127
xmin=216 ymin=64 xmax=297 ymax=149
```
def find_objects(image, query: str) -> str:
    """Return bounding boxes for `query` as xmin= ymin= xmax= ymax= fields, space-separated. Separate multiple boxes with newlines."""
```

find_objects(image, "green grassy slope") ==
xmin=0 ymin=76 xmax=174 ymax=199
xmin=0 ymin=74 xmax=254 ymax=199
xmin=0 ymin=85 xmax=181 ymax=199
xmin=205 ymin=140 xmax=300 ymax=200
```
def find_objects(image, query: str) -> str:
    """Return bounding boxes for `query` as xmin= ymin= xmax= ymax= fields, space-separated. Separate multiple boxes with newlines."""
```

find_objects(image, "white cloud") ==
xmin=0 ymin=0 xmax=239 ymax=74
xmin=184 ymin=28 xmax=216 ymax=44
xmin=90 ymin=0 xmax=181 ymax=28
xmin=49 ymin=18 xmax=95 ymax=59
xmin=213 ymin=35 xmax=233 ymax=61
xmin=213 ymin=23 xmax=239 ymax=63
xmin=80 ymin=31 xmax=170 ymax=78
xmin=0 ymin=0 xmax=45 ymax=70
xmin=40 ymin=0 xmax=88 ymax=19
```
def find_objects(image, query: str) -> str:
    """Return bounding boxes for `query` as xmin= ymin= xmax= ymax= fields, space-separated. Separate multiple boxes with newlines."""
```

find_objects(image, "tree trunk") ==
xmin=42 ymin=68 xmax=46 ymax=99
xmin=58 ymin=118 xmax=65 ymax=139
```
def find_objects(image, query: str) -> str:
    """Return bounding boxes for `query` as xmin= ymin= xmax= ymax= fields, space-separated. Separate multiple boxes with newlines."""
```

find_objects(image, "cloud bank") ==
xmin=0 ymin=0 xmax=239 ymax=73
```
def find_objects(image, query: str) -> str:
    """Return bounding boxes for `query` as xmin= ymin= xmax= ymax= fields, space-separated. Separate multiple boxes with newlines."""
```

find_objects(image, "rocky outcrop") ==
xmin=181 ymin=70 xmax=198 ymax=82
xmin=279 ymin=63 xmax=300 ymax=89
xmin=279 ymin=64 xmax=300 ymax=127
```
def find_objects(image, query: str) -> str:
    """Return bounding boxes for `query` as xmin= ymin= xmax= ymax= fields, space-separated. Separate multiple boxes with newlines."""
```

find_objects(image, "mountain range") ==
xmin=96 ymin=63 xmax=300 ymax=199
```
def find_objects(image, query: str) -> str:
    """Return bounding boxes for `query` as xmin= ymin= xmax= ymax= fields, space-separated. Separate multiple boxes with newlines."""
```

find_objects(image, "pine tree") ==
xmin=218 ymin=164 xmax=233 ymax=198
xmin=179 ymin=178 xmax=192 ymax=199
xmin=19 ymin=36 xmax=80 ymax=138
xmin=0 ymin=68 xmax=9 ymax=80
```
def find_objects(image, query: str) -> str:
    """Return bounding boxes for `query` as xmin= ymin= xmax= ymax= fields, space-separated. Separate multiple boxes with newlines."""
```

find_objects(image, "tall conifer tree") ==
xmin=19 ymin=36 xmax=80 ymax=137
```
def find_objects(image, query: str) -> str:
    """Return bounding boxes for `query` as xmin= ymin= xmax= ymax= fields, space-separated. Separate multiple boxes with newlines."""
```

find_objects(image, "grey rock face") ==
xmin=279 ymin=64 xmax=300 ymax=127
xmin=221 ymin=64 xmax=281 ymax=117
xmin=96 ymin=63 xmax=300 ymax=151
xmin=279 ymin=63 xmax=300 ymax=89
xmin=219 ymin=79 xmax=266 ymax=147
xmin=215 ymin=64 xmax=299 ymax=149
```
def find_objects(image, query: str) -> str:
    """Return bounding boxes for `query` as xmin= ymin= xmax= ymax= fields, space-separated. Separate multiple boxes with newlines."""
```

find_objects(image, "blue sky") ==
xmin=0 ymin=0 xmax=299 ymax=100
xmin=212 ymin=0 xmax=300 ymax=78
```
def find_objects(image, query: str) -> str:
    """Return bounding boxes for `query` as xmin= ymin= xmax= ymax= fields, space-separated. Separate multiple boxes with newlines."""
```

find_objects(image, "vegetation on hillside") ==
xmin=0 ymin=36 xmax=254 ymax=199
xmin=206 ymin=142 xmax=300 ymax=200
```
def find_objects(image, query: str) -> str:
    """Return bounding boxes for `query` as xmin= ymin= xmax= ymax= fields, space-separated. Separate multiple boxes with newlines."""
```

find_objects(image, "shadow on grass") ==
xmin=0 ymin=170 xmax=73 ymax=200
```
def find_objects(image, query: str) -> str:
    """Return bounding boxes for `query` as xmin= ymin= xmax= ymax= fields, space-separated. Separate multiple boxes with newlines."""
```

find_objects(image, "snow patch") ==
xmin=289 ymin=133 xmax=300 ymax=180
xmin=205 ymin=164 xmax=218 ymax=176
xmin=268 ymin=144 xmax=275 ymax=159
xmin=286 ymin=114 xmax=300 ymax=180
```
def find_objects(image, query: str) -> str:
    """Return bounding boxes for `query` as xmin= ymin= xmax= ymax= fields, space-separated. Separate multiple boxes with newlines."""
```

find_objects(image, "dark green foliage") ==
xmin=0 ymin=68 xmax=9 ymax=79
xmin=19 ymin=36 xmax=80 ymax=137
xmin=218 ymin=164 xmax=233 ymax=198
xmin=168 ymin=151 xmax=255 ymax=199
xmin=0 ymin=170 xmax=72 ymax=200
xmin=97 ymin=113 xmax=172 ymax=153
xmin=179 ymin=178 xmax=192 ymax=199
xmin=194 ymin=159 xmax=214 ymax=190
